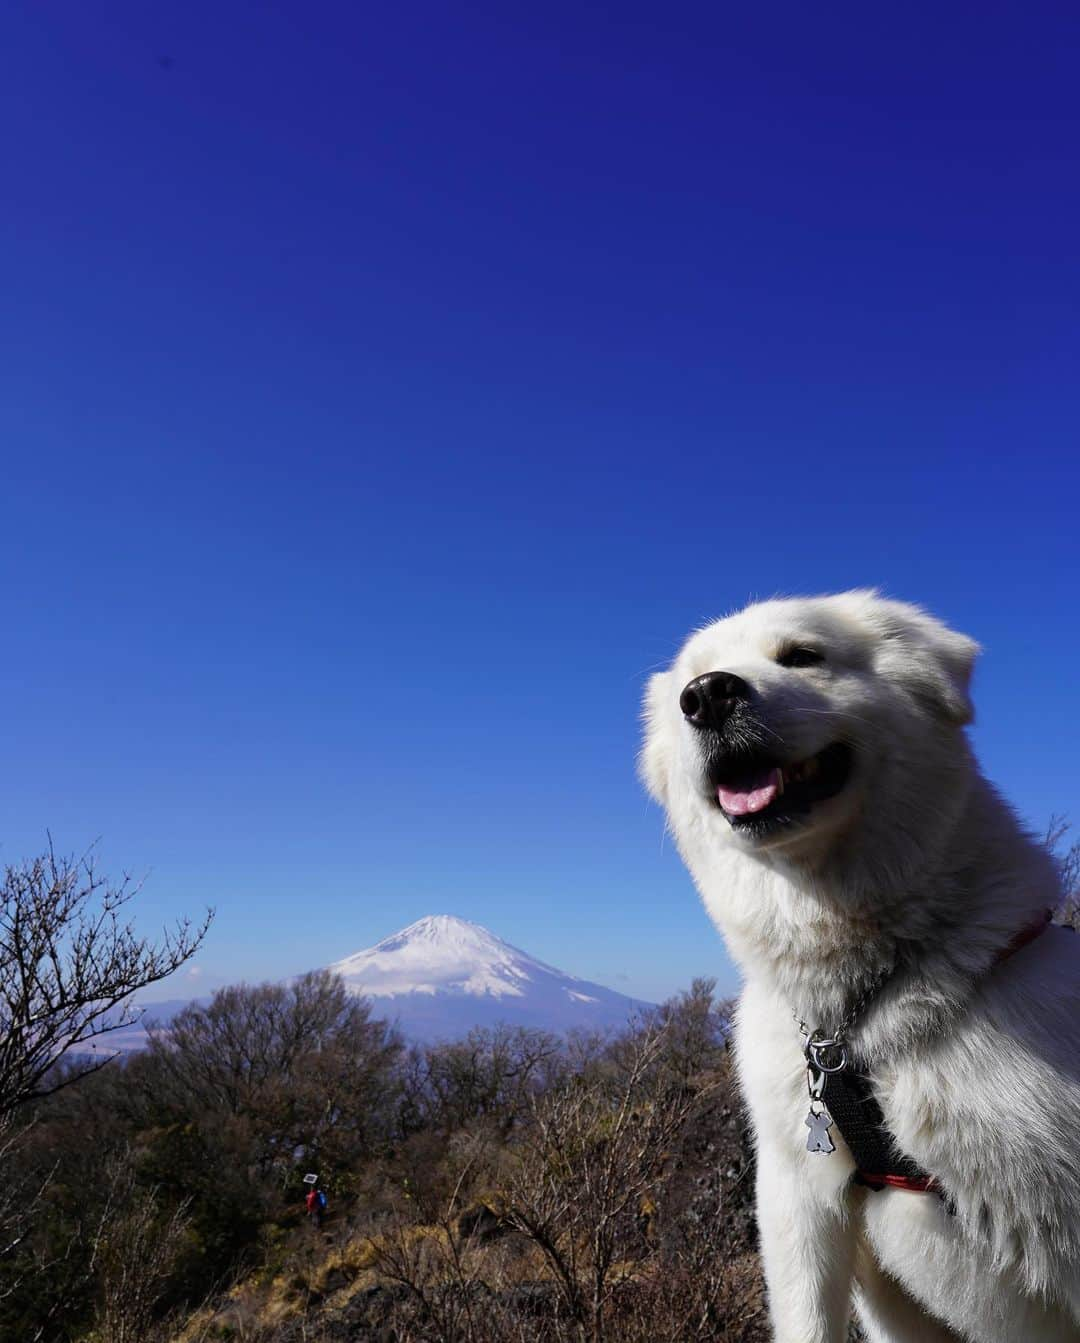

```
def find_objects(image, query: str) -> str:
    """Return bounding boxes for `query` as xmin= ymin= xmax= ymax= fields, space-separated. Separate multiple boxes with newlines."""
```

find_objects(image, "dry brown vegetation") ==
xmin=1 ymin=963 xmax=770 ymax=1342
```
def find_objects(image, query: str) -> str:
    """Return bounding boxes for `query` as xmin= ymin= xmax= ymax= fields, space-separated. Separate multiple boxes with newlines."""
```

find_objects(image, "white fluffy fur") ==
xmin=640 ymin=591 xmax=1080 ymax=1343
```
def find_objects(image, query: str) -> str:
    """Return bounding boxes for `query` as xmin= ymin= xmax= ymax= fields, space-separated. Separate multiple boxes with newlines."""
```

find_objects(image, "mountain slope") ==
xmin=328 ymin=914 xmax=647 ymax=1040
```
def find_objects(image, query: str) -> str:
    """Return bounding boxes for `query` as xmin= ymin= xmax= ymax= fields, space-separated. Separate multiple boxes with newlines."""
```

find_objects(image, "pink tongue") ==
xmin=718 ymin=767 xmax=782 ymax=816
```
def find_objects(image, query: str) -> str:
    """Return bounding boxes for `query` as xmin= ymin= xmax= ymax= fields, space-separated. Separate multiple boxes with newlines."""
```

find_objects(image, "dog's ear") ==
xmin=639 ymin=671 xmax=673 ymax=805
xmin=856 ymin=595 xmax=980 ymax=726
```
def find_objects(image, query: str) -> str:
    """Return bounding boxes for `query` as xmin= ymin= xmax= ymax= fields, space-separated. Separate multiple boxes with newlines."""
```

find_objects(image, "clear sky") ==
xmin=2 ymin=1 xmax=1078 ymax=1005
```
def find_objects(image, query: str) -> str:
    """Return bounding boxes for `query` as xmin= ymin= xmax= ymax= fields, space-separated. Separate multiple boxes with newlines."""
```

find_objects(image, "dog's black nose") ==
xmin=679 ymin=672 xmax=751 ymax=729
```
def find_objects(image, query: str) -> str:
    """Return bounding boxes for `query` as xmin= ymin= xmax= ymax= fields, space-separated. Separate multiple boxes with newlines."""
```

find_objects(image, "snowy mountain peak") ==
xmin=327 ymin=914 xmax=648 ymax=1041
xmin=369 ymin=914 xmax=526 ymax=959
xmin=329 ymin=913 xmax=560 ymax=1001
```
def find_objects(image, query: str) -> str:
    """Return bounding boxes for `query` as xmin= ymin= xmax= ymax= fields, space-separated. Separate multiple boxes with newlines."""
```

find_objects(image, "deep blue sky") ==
xmin=2 ymin=2 xmax=1077 ymax=1004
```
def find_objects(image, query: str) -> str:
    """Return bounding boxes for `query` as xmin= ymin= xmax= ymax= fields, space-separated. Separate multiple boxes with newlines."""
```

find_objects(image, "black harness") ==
xmin=800 ymin=911 xmax=1054 ymax=1194
xmin=819 ymin=1065 xmax=936 ymax=1192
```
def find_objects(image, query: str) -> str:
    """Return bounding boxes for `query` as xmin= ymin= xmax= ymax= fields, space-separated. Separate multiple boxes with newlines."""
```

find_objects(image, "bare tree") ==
xmin=0 ymin=1117 xmax=39 ymax=1261
xmin=91 ymin=1166 xmax=192 ymax=1343
xmin=149 ymin=971 xmax=402 ymax=1176
xmin=401 ymin=1024 xmax=564 ymax=1138
xmin=1046 ymin=815 xmax=1080 ymax=929
xmin=364 ymin=1147 xmax=492 ymax=1343
xmin=0 ymin=843 xmax=210 ymax=1120
xmin=648 ymin=977 xmax=730 ymax=1083
xmin=0 ymin=1124 xmax=130 ymax=1343
xmin=502 ymin=1024 xmax=712 ymax=1343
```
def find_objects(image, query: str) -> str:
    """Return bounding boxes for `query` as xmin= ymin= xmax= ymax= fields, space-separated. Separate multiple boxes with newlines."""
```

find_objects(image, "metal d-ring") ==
xmin=805 ymin=1034 xmax=848 ymax=1074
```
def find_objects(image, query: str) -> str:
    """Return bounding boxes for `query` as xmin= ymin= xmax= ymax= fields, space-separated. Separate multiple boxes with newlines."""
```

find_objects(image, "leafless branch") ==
xmin=0 ymin=842 xmax=211 ymax=1119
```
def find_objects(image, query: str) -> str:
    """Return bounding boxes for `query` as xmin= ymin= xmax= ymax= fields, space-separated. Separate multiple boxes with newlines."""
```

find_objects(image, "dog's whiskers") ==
xmin=794 ymin=707 xmax=878 ymax=730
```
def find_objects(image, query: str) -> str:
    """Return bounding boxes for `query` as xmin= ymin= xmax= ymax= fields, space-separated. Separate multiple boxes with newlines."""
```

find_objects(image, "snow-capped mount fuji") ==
xmin=327 ymin=915 xmax=648 ymax=1040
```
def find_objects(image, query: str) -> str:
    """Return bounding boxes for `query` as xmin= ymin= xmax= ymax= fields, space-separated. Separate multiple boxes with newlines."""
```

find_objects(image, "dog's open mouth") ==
xmin=710 ymin=742 xmax=854 ymax=834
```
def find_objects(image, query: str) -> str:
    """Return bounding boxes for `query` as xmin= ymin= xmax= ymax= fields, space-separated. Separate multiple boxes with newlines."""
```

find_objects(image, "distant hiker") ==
xmin=305 ymin=1185 xmax=324 ymax=1229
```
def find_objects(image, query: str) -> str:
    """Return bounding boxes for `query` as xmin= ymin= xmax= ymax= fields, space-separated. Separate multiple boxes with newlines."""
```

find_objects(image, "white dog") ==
xmin=640 ymin=591 xmax=1080 ymax=1343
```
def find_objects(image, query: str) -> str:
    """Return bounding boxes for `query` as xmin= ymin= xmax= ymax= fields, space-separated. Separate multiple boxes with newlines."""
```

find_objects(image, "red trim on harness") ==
xmin=858 ymin=1172 xmax=938 ymax=1193
xmin=1001 ymin=909 xmax=1053 ymax=959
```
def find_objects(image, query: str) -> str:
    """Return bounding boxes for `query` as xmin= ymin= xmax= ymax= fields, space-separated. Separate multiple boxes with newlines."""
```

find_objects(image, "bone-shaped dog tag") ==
xmin=805 ymin=1106 xmax=836 ymax=1155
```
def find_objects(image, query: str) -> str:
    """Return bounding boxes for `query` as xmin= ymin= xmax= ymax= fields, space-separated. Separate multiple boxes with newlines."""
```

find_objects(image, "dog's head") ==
xmin=641 ymin=591 xmax=979 ymax=870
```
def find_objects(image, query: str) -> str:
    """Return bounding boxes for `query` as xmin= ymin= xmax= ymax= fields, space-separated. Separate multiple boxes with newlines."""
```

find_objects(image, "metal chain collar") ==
xmin=794 ymin=954 xmax=897 ymax=1075
xmin=794 ymin=957 xmax=897 ymax=1156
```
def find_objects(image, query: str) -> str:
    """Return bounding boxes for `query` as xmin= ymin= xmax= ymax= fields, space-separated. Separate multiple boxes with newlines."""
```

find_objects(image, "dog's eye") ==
xmin=776 ymin=646 xmax=825 ymax=669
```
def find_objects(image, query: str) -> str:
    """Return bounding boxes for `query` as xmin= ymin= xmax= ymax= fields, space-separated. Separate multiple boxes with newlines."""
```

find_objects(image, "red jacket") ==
xmin=305 ymin=1189 xmax=319 ymax=1213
